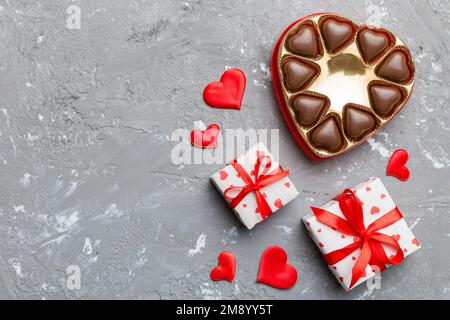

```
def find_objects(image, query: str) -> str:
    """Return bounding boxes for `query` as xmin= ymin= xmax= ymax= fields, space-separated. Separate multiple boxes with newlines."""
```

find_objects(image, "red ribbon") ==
xmin=311 ymin=189 xmax=404 ymax=289
xmin=224 ymin=155 xmax=289 ymax=220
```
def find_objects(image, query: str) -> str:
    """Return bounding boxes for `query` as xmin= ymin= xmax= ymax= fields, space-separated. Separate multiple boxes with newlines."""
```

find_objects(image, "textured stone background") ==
xmin=0 ymin=0 xmax=449 ymax=300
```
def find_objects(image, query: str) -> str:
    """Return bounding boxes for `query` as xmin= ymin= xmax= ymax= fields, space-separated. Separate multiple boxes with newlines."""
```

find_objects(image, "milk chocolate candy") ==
xmin=272 ymin=13 xmax=415 ymax=159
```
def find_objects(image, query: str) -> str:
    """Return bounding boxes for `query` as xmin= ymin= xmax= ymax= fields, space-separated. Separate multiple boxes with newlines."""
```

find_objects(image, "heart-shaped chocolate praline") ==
xmin=343 ymin=105 xmax=377 ymax=141
xmin=282 ymin=59 xmax=319 ymax=92
xmin=376 ymin=49 xmax=414 ymax=84
xmin=357 ymin=28 xmax=392 ymax=64
xmin=309 ymin=117 xmax=344 ymax=152
xmin=287 ymin=23 xmax=322 ymax=58
xmin=369 ymin=83 xmax=405 ymax=117
xmin=292 ymin=94 xmax=328 ymax=127
xmin=320 ymin=16 xmax=355 ymax=53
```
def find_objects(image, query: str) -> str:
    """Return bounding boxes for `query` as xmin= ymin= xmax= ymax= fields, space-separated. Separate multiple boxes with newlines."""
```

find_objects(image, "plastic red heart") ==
xmin=257 ymin=246 xmax=298 ymax=289
xmin=210 ymin=251 xmax=236 ymax=282
xmin=387 ymin=148 xmax=410 ymax=181
xmin=190 ymin=124 xmax=220 ymax=148
xmin=203 ymin=69 xmax=246 ymax=110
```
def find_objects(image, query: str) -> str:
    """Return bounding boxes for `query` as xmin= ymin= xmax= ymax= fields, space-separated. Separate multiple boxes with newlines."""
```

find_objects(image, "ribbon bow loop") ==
xmin=223 ymin=154 xmax=289 ymax=220
xmin=311 ymin=188 xmax=405 ymax=289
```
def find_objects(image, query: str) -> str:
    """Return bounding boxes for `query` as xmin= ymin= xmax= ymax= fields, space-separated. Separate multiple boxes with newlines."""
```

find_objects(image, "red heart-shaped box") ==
xmin=271 ymin=13 xmax=415 ymax=160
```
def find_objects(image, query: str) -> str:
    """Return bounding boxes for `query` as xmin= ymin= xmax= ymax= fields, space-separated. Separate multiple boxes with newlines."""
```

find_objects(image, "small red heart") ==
xmin=203 ymin=69 xmax=246 ymax=110
xmin=352 ymin=256 xmax=356 ymax=261
xmin=391 ymin=234 xmax=401 ymax=241
xmin=262 ymin=193 xmax=268 ymax=198
xmin=319 ymin=242 xmax=324 ymax=248
xmin=387 ymin=148 xmax=410 ymax=181
xmin=412 ymin=238 xmax=420 ymax=247
xmin=370 ymin=206 xmax=380 ymax=215
xmin=190 ymin=124 xmax=220 ymax=148
xmin=317 ymin=228 xmax=322 ymax=233
xmin=366 ymin=186 xmax=372 ymax=192
xmin=341 ymin=234 xmax=346 ymax=239
xmin=380 ymin=194 xmax=386 ymax=199
xmin=339 ymin=277 xmax=344 ymax=282
xmin=243 ymin=203 xmax=247 ymax=208
xmin=332 ymin=266 xmax=337 ymax=270
xmin=210 ymin=251 xmax=236 ymax=282
xmin=284 ymin=182 xmax=290 ymax=188
xmin=256 ymin=246 xmax=298 ymax=289
xmin=274 ymin=199 xmax=283 ymax=209
xmin=403 ymin=248 xmax=408 ymax=253
xmin=219 ymin=170 xmax=228 ymax=180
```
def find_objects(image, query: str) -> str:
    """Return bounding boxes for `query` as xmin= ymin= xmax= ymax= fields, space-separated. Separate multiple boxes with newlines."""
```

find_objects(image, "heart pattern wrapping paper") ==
xmin=210 ymin=143 xmax=299 ymax=230
xmin=302 ymin=177 xmax=420 ymax=290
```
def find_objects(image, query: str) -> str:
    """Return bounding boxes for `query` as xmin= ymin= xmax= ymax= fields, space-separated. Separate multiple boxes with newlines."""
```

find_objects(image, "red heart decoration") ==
xmin=274 ymin=199 xmax=283 ymax=209
xmin=391 ymin=234 xmax=401 ymax=241
xmin=219 ymin=170 xmax=228 ymax=180
xmin=257 ymin=246 xmax=298 ymax=289
xmin=190 ymin=124 xmax=220 ymax=148
xmin=412 ymin=238 xmax=420 ymax=247
xmin=203 ymin=69 xmax=246 ymax=110
xmin=370 ymin=206 xmax=380 ymax=215
xmin=386 ymin=148 xmax=410 ymax=181
xmin=210 ymin=251 xmax=236 ymax=282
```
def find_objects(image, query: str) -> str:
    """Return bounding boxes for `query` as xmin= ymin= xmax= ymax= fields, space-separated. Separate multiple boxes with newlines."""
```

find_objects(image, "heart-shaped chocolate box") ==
xmin=271 ymin=13 xmax=415 ymax=160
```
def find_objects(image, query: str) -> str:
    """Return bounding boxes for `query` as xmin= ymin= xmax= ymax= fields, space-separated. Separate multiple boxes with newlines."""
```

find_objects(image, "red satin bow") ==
xmin=311 ymin=189 xmax=404 ymax=289
xmin=224 ymin=155 xmax=289 ymax=219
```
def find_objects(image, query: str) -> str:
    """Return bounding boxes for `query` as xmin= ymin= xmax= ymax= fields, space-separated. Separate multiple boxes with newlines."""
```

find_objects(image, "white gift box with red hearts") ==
xmin=210 ymin=143 xmax=299 ymax=230
xmin=302 ymin=177 xmax=421 ymax=291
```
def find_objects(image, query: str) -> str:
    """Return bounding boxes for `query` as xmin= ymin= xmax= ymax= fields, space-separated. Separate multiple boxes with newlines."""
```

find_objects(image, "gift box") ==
xmin=303 ymin=177 xmax=421 ymax=291
xmin=211 ymin=143 xmax=299 ymax=229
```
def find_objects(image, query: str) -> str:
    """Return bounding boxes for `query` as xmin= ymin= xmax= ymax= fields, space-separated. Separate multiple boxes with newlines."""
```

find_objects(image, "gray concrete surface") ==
xmin=0 ymin=0 xmax=449 ymax=300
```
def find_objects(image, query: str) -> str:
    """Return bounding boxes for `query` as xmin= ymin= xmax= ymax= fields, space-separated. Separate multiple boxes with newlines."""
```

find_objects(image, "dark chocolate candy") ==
xmin=287 ymin=24 xmax=321 ymax=58
xmin=310 ymin=117 xmax=344 ymax=152
xmin=343 ymin=105 xmax=377 ymax=140
xmin=320 ymin=17 xmax=355 ymax=53
xmin=282 ymin=59 xmax=318 ymax=91
xmin=376 ymin=50 xmax=413 ymax=84
xmin=357 ymin=28 xmax=392 ymax=64
xmin=369 ymin=83 xmax=405 ymax=117
xmin=292 ymin=94 xmax=327 ymax=126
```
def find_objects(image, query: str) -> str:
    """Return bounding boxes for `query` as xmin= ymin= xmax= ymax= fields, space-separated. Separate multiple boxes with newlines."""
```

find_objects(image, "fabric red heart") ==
xmin=257 ymin=246 xmax=298 ymax=289
xmin=190 ymin=124 xmax=220 ymax=148
xmin=391 ymin=234 xmax=401 ymax=241
xmin=203 ymin=69 xmax=246 ymax=110
xmin=387 ymin=148 xmax=410 ymax=181
xmin=210 ymin=251 xmax=236 ymax=282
